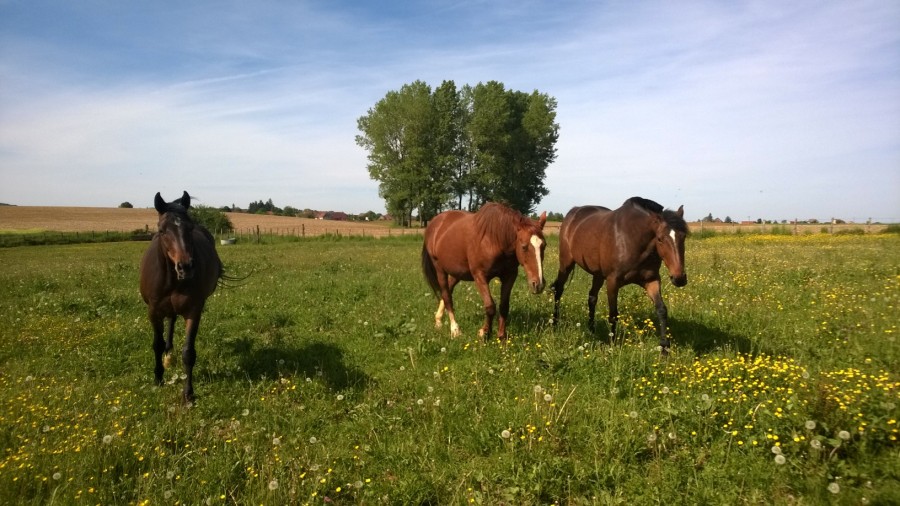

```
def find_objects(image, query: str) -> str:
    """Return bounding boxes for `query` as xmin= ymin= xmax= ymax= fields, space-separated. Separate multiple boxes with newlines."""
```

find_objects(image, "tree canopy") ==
xmin=356 ymin=80 xmax=558 ymax=225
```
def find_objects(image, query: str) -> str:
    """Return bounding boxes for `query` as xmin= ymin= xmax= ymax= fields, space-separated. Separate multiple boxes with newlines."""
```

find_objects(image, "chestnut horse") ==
xmin=551 ymin=197 xmax=688 ymax=352
xmin=139 ymin=191 xmax=222 ymax=402
xmin=422 ymin=203 xmax=547 ymax=340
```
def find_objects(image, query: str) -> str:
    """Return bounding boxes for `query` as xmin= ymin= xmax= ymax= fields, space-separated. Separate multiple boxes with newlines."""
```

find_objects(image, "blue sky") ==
xmin=1 ymin=0 xmax=898 ymax=222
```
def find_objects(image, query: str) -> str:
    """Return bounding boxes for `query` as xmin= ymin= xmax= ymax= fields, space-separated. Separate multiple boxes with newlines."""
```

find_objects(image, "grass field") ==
xmin=0 ymin=233 xmax=898 ymax=504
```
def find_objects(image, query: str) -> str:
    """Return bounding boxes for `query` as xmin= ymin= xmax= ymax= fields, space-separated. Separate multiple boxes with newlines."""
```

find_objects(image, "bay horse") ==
xmin=139 ymin=191 xmax=223 ymax=403
xmin=422 ymin=203 xmax=547 ymax=340
xmin=551 ymin=197 xmax=688 ymax=352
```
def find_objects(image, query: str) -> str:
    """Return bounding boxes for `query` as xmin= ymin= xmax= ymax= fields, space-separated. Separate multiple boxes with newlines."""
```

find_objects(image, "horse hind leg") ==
xmin=550 ymin=265 xmax=574 ymax=325
xmin=586 ymin=275 xmax=605 ymax=333
xmin=436 ymin=276 xmax=461 ymax=338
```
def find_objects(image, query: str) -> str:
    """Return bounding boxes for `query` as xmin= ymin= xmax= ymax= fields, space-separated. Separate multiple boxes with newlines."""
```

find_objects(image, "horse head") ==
xmin=515 ymin=211 xmax=548 ymax=294
xmin=154 ymin=191 xmax=196 ymax=281
xmin=653 ymin=205 xmax=688 ymax=287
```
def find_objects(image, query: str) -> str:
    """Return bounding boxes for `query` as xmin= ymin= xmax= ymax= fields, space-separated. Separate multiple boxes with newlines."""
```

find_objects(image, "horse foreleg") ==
xmin=587 ymin=275 xmax=605 ymax=333
xmin=151 ymin=317 xmax=165 ymax=385
xmin=644 ymin=280 xmax=670 ymax=353
xmin=181 ymin=314 xmax=202 ymax=403
xmin=163 ymin=317 xmax=176 ymax=369
xmin=495 ymin=273 xmax=517 ymax=340
xmin=473 ymin=275 xmax=496 ymax=340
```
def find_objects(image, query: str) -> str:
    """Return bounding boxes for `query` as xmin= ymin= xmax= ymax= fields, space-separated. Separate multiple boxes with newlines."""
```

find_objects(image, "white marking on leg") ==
xmin=450 ymin=319 xmax=460 ymax=338
xmin=434 ymin=299 xmax=445 ymax=328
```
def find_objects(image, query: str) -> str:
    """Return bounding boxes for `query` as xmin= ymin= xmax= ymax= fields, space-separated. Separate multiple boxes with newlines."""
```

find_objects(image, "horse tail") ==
xmin=421 ymin=242 xmax=440 ymax=295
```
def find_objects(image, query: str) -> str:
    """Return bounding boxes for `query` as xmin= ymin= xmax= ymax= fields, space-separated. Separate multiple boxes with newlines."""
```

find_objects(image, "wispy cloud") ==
xmin=1 ymin=1 xmax=898 ymax=220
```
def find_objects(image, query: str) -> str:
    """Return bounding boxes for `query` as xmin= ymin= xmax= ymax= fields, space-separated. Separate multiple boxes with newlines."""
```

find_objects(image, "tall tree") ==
xmin=357 ymin=80 xmax=558 ymax=222
xmin=356 ymin=81 xmax=435 ymax=226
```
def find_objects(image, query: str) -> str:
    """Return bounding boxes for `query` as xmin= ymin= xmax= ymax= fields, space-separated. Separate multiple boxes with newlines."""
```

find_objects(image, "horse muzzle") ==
xmin=670 ymin=274 xmax=688 ymax=287
xmin=530 ymin=278 xmax=546 ymax=294
xmin=175 ymin=261 xmax=194 ymax=280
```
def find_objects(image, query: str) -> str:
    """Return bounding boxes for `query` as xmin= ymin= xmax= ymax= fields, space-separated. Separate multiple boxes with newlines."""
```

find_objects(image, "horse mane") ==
xmin=625 ymin=197 xmax=689 ymax=234
xmin=474 ymin=202 xmax=539 ymax=247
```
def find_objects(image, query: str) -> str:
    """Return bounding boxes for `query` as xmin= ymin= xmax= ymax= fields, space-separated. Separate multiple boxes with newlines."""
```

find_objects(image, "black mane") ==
xmin=626 ymin=196 xmax=689 ymax=234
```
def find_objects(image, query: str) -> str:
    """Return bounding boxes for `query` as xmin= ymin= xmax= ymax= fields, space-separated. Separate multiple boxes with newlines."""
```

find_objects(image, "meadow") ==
xmin=0 ymin=232 xmax=897 ymax=504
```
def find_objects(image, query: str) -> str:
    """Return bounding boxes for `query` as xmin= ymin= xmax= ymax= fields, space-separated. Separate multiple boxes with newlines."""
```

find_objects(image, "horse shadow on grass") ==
xmin=222 ymin=336 xmax=371 ymax=393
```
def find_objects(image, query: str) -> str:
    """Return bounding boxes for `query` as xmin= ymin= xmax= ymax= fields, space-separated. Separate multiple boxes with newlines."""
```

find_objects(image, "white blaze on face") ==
xmin=530 ymin=235 xmax=544 ymax=282
xmin=668 ymin=229 xmax=680 ymax=266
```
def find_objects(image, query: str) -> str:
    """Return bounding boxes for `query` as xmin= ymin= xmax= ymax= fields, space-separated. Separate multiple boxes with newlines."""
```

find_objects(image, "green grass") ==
xmin=0 ymin=234 xmax=898 ymax=504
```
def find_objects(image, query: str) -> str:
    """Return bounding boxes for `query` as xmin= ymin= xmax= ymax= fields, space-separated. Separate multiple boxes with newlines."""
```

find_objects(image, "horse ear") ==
xmin=538 ymin=211 xmax=547 ymax=229
xmin=154 ymin=192 xmax=167 ymax=214
xmin=676 ymin=205 xmax=684 ymax=218
xmin=180 ymin=191 xmax=191 ymax=209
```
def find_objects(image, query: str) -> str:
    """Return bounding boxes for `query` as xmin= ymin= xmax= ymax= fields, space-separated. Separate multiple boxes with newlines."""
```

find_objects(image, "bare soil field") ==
xmin=0 ymin=206 xmax=416 ymax=238
xmin=0 ymin=206 xmax=885 ymax=237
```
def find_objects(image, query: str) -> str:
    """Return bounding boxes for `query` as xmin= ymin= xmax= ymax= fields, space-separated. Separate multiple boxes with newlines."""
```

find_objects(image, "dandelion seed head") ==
xmin=309 ymin=436 xmax=318 ymax=444
xmin=501 ymin=430 xmax=511 ymax=439
xmin=417 ymin=399 xmax=424 ymax=406
xmin=336 ymin=394 xmax=344 ymax=401
xmin=629 ymin=411 xmax=638 ymax=419
xmin=52 ymin=472 xmax=62 ymax=480
xmin=771 ymin=445 xmax=782 ymax=455
xmin=805 ymin=420 xmax=816 ymax=430
xmin=268 ymin=479 xmax=279 ymax=491
xmin=774 ymin=455 xmax=786 ymax=465
xmin=810 ymin=439 xmax=822 ymax=450
xmin=828 ymin=482 xmax=840 ymax=494
xmin=272 ymin=437 xmax=281 ymax=446
xmin=102 ymin=435 xmax=113 ymax=444
xmin=241 ymin=409 xmax=250 ymax=417
xmin=533 ymin=385 xmax=542 ymax=394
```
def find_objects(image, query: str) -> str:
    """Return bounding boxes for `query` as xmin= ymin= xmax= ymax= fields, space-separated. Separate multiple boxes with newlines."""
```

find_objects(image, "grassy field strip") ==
xmin=0 ymin=234 xmax=897 ymax=504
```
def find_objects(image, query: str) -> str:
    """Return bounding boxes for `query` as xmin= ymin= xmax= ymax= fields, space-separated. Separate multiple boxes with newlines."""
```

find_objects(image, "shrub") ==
xmin=189 ymin=205 xmax=234 ymax=234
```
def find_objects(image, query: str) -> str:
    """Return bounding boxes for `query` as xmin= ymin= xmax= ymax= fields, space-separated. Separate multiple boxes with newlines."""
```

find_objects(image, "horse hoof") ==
xmin=163 ymin=353 xmax=173 ymax=369
xmin=434 ymin=320 xmax=443 ymax=329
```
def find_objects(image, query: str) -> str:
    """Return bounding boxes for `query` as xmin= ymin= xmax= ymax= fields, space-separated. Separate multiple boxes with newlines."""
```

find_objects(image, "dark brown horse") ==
xmin=551 ymin=197 xmax=688 ymax=352
xmin=422 ymin=203 xmax=547 ymax=340
xmin=140 ymin=191 xmax=222 ymax=402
